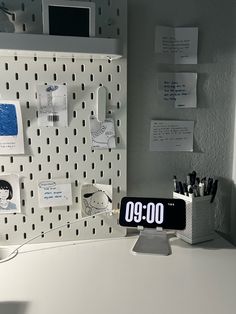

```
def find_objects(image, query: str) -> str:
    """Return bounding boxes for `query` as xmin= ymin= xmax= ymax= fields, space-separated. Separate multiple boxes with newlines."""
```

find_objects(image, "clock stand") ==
xmin=132 ymin=227 xmax=171 ymax=255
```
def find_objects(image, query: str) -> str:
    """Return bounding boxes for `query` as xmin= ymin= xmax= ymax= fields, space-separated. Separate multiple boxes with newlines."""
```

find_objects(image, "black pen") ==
xmin=188 ymin=186 xmax=194 ymax=198
xmin=193 ymin=184 xmax=200 ymax=197
xmin=210 ymin=180 xmax=218 ymax=203
xmin=178 ymin=181 xmax=184 ymax=195
xmin=191 ymin=171 xmax=197 ymax=186
xmin=206 ymin=178 xmax=213 ymax=195
xmin=183 ymin=183 xmax=188 ymax=196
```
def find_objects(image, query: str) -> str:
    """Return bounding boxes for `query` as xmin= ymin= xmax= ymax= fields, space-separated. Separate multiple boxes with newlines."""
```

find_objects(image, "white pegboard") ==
xmin=0 ymin=0 xmax=127 ymax=245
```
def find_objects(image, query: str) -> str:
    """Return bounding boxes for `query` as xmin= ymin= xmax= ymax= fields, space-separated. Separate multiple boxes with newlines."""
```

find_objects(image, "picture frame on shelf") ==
xmin=42 ymin=0 xmax=95 ymax=37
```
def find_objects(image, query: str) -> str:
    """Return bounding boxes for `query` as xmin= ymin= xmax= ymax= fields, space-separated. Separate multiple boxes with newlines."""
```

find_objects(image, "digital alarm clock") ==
xmin=119 ymin=197 xmax=186 ymax=230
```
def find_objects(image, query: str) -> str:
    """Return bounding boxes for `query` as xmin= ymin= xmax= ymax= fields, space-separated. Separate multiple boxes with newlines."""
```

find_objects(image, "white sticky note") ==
xmin=155 ymin=26 xmax=198 ymax=64
xmin=157 ymin=73 xmax=197 ymax=108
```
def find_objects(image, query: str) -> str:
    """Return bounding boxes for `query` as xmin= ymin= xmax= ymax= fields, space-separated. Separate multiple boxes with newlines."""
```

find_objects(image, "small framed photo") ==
xmin=42 ymin=0 xmax=95 ymax=37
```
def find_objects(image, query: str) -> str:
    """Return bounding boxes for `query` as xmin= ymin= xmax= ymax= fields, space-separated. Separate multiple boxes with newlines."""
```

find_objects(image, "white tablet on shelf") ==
xmin=42 ymin=0 xmax=95 ymax=37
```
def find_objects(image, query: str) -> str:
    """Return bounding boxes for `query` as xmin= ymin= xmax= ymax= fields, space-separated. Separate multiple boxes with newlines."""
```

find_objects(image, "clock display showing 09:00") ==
xmin=124 ymin=201 xmax=164 ymax=224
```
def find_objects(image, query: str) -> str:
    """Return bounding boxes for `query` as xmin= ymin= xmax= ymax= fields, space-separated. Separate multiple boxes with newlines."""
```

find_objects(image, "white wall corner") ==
xmin=230 ymin=105 xmax=236 ymax=245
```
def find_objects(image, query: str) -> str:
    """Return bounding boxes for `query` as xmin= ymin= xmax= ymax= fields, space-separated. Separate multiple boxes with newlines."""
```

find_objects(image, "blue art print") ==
xmin=0 ymin=103 xmax=18 ymax=136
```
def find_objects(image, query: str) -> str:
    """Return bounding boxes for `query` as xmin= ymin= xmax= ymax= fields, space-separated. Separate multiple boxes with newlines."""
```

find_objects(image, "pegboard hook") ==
xmin=96 ymin=86 xmax=107 ymax=122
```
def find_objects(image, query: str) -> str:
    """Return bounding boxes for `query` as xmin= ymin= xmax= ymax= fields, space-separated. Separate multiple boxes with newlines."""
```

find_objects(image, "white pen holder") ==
xmin=173 ymin=192 xmax=215 ymax=244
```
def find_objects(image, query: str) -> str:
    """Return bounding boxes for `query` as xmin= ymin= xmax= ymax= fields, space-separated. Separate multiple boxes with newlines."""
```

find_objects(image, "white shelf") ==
xmin=0 ymin=33 xmax=123 ymax=60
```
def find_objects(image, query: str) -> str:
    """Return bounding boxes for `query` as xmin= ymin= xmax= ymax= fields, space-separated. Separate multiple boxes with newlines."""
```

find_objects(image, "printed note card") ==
xmin=150 ymin=120 xmax=194 ymax=152
xmin=155 ymin=26 xmax=198 ymax=64
xmin=157 ymin=73 xmax=197 ymax=108
xmin=38 ymin=179 xmax=72 ymax=208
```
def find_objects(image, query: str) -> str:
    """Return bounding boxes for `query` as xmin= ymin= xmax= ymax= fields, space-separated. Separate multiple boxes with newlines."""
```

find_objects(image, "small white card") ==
xmin=89 ymin=116 xmax=116 ymax=149
xmin=157 ymin=73 xmax=197 ymax=108
xmin=150 ymin=120 xmax=194 ymax=152
xmin=38 ymin=179 xmax=72 ymax=208
xmin=81 ymin=183 xmax=112 ymax=217
xmin=37 ymin=85 xmax=68 ymax=127
xmin=155 ymin=26 xmax=198 ymax=64
xmin=0 ymin=174 xmax=21 ymax=214
xmin=0 ymin=100 xmax=24 ymax=155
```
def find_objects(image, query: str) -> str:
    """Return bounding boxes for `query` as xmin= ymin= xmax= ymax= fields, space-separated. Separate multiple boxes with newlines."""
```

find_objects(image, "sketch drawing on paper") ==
xmin=81 ymin=184 xmax=112 ymax=216
xmin=0 ymin=174 xmax=21 ymax=213
xmin=0 ymin=180 xmax=16 ymax=211
xmin=89 ymin=116 xmax=116 ymax=149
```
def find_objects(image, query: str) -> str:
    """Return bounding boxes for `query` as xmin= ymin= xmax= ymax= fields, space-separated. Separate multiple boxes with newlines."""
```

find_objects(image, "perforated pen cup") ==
xmin=173 ymin=192 xmax=215 ymax=244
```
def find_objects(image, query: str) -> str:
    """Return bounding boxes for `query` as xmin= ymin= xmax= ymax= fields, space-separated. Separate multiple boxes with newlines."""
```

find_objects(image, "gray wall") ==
xmin=127 ymin=0 xmax=236 ymax=243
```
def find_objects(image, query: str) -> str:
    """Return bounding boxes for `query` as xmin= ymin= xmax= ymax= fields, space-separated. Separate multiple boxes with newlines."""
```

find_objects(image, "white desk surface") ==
xmin=0 ymin=234 xmax=236 ymax=314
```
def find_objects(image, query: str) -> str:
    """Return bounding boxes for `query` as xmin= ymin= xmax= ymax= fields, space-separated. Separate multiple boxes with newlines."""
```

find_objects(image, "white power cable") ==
xmin=0 ymin=209 xmax=117 ymax=263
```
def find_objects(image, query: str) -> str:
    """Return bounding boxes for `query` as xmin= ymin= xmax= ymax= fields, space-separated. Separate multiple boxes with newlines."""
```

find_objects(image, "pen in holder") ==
xmin=173 ymin=192 xmax=215 ymax=244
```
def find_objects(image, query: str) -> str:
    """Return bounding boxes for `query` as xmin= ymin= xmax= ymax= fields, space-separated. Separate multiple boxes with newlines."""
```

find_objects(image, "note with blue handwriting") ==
xmin=157 ymin=73 xmax=197 ymax=108
xmin=38 ymin=179 xmax=72 ymax=208
xmin=155 ymin=26 xmax=198 ymax=64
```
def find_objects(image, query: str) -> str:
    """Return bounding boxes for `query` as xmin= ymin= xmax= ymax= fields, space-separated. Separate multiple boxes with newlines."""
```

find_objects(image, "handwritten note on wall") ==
xmin=150 ymin=120 xmax=194 ymax=152
xmin=157 ymin=73 xmax=197 ymax=108
xmin=155 ymin=26 xmax=198 ymax=64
